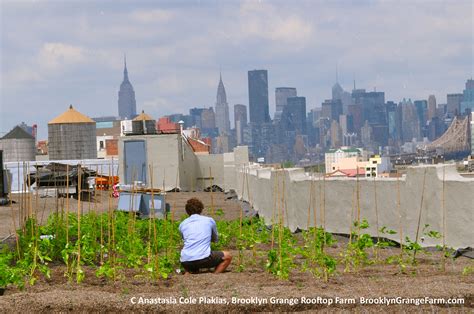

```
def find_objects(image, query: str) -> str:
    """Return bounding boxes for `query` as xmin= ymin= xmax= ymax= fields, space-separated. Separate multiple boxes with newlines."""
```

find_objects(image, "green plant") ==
xmin=404 ymin=224 xmax=441 ymax=265
xmin=265 ymin=225 xmax=295 ymax=279
xmin=0 ymin=247 xmax=26 ymax=289
xmin=342 ymin=219 xmax=374 ymax=272
xmin=462 ymin=265 xmax=474 ymax=276
xmin=301 ymin=227 xmax=337 ymax=281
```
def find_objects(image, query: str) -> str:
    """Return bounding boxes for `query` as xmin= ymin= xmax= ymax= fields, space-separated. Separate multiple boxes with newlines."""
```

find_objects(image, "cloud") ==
xmin=238 ymin=1 xmax=313 ymax=46
xmin=37 ymin=42 xmax=86 ymax=70
xmin=7 ymin=67 xmax=42 ymax=84
xmin=0 ymin=0 xmax=472 ymax=139
xmin=130 ymin=9 xmax=174 ymax=23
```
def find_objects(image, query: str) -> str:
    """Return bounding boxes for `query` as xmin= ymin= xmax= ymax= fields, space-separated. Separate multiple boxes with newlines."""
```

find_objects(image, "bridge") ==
xmin=421 ymin=116 xmax=471 ymax=159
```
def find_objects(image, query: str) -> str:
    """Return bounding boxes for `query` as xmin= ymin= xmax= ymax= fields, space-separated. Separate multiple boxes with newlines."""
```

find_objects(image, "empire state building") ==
xmin=118 ymin=56 xmax=137 ymax=119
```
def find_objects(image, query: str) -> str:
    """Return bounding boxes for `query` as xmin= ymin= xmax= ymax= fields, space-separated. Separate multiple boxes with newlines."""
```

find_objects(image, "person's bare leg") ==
xmin=214 ymin=251 xmax=232 ymax=273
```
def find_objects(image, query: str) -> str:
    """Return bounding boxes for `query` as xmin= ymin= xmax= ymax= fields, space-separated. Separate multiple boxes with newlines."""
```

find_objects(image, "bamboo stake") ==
xmin=34 ymin=162 xmax=39 ymax=223
xmin=38 ymin=162 xmax=47 ymax=226
xmin=238 ymin=165 xmax=245 ymax=267
xmin=77 ymin=164 xmax=82 ymax=282
xmin=21 ymin=162 xmax=25 ymax=229
xmin=6 ymin=166 xmax=20 ymax=257
xmin=99 ymin=164 xmax=103 ymax=265
xmin=442 ymin=166 xmax=446 ymax=272
xmin=245 ymin=166 xmax=257 ymax=260
xmin=66 ymin=164 xmax=69 ymax=244
xmin=306 ymin=172 xmax=314 ymax=230
xmin=373 ymin=176 xmax=380 ymax=260
xmin=278 ymin=172 xmax=284 ymax=276
xmin=312 ymin=172 xmax=318 ymax=252
xmin=91 ymin=165 xmax=98 ymax=255
xmin=148 ymin=164 xmax=153 ymax=266
xmin=109 ymin=163 xmax=116 ymax=280
xmin=271 ymin=169 xmax=278 ymax=250
xmin=172 ymin=166 xmax=179 ymax=222
xmin=413 ymin=168 xmax=427 ymax=264
xmin=17 ymin=162 xmax=22 ymax=232
xmin=150 ymin=165 xmax=160 ymax=279
xmin=349 ymin=186 xmax=356 ymax=243
xmin=312 ymin=172 xmax=318 ymax=234
xmin=162 ymin=168 xmax=168 ymax=259
xmin=397 ymin=173 xmax=403 ymax=260
xmin=322 ymin=173 xmax=326 ymax=248
xmin=209 ymin=167 xmax=214 ymax=217
xmin=356 ymin=166 xmax=361 ymax=238
xmin=27 ymin=162 xmax=33 ymax=238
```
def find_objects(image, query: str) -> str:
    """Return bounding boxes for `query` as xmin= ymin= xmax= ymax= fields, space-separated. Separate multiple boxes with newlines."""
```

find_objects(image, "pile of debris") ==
xmin=28 ymin=163 xmax=96 ymax=196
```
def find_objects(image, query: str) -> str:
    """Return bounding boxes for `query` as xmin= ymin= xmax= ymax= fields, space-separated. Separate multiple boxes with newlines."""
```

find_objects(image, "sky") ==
xmin=1 ymin=0 xmax=473 ymax=139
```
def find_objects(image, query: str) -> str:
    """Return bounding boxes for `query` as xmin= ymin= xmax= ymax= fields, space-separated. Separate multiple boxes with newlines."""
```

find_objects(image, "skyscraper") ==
xmin=234 ymin=104 xmax=247 ymax=145
xmin=214 ymin=73 xmax=230 ymax=135
xmin=234 ymin=104 xmax=247 ymax=128
xmin=275 ymin=87 xmax=297 ymax=113
xmin=427 ymin=95 xmax=437 ymax=121
xmin=282 ymin=97 xmax=307 ymax=135
xmin=447 ymin=93 xmax=463 ymax=116
xmin=118 ymin=56 xmax=137 ymax=120
xmin=460 ymin=79 xmax=474 ymax=114
xmin=248 ymin=70 xmax=270 ymax=124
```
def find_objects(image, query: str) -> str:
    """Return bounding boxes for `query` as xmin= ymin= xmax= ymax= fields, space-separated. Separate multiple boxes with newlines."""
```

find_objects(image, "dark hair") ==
xmin=185 ymin=198 xmax=204 ymax=215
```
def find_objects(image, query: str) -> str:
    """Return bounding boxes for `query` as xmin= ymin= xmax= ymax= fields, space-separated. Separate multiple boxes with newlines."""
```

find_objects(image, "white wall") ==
xmin=233 ymin=164 xmax=474 ymax=249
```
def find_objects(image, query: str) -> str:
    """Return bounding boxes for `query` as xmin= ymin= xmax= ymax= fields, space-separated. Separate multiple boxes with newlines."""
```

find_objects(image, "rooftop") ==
xmin=48 ymin=105 xmax=95 ymax=124
xmin=133 ymin=110 xmax=154 ymax=121
xmin=1 ymin=125 xmax=34 ymax=140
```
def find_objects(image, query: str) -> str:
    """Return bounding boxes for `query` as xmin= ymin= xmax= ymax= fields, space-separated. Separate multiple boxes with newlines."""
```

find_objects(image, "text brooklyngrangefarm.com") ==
xmin=130 ymin=296 xmax=465 ymax=306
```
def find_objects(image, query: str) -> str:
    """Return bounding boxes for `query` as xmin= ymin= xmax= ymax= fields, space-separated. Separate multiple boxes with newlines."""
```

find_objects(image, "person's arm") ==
xmin=178 ymin=223 xmax=184 ymax=240
xmin=211 ymin=219 xmax=218 ymax=243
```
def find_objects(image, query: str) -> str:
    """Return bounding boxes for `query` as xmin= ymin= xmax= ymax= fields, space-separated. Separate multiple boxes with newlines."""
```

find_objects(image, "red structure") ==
xmin=157 ymin=117 xmax=179 ymax=134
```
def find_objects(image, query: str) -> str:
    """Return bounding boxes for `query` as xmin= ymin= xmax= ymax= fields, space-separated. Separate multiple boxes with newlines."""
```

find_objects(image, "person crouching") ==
xmin=179 ymin=198 xmax=232 ymax=274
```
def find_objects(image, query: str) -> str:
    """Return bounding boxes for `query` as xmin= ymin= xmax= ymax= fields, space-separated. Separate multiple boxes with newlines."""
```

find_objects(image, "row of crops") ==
xmin=2 ymin=203 xmax=464 ymax=291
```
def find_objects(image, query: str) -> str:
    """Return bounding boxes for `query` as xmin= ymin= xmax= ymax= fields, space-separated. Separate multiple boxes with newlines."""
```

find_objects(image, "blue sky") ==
xmin=1 ymin=0 xmax=472 ymax=139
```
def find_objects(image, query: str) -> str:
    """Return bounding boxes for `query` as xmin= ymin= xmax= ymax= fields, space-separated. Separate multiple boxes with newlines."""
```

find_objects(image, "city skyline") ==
xmin=1 ymin=0 xmax=472 ymax=139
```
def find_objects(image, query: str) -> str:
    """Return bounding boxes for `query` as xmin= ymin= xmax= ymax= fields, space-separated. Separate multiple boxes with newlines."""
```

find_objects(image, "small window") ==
xmin=372 ymin=160 xmax=377 ymax=164
xmin=99 ymin=141 xmax=104 ymax=150
xmin=372 ymin=167 xmax=376 ymax=171
xmin=366 ymin=174 xmax=370 ymax=177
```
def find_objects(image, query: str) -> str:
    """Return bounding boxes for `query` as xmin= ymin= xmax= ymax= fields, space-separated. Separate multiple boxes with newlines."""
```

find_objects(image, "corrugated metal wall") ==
xmin=0 ymin=138 xmax=36 ymax=162
xmin=48 ymin=123 xmax=97 ymax=160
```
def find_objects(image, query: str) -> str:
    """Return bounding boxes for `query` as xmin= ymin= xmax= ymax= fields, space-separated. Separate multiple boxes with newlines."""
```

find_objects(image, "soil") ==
xmin=0 ymin=192 xmax=473 ymax=312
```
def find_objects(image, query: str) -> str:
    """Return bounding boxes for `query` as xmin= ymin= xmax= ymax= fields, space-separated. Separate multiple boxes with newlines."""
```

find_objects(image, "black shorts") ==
xmin=181 ymin=251 xmax=224 ymax=273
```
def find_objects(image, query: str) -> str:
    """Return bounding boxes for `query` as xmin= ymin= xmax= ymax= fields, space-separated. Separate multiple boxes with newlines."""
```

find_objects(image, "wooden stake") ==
xmin=66 ymin=164 xmax=70 ymax=244
xmin=442 ymin=166 xmax=446 ymax=272
xmin=148 ymin=164 xmax=153 ymax=266
xmin=6 ymin=166 xmax=20 ymax=257
xmin=306 ymin=172 xmax=314 ymax=230
xmin=27 ymin=162 xmax=33 ymax=238
xmin=279 ymin=173 xmax=284 ymax=276
xmin=77 ymin=164 xmax=82 ymax=281
xmin=99 ymin=164 xmax=103 ymax=265
xmin=397 ymin=173 xmax=403 ymax=259
xmin=209 ymin=167 xmax=214 ymax=217
xmin=238 ymin=165 xmax=245 ymax=267
xmin=413 ymin=168 xmax=427 ymax=264
xmin=271 ymin=169 xmax=278 ymax=250
xmin=356 ymin=166 xmax=361 ymax=238
xmin=373 ymin=176 xmax=380 ymax=260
